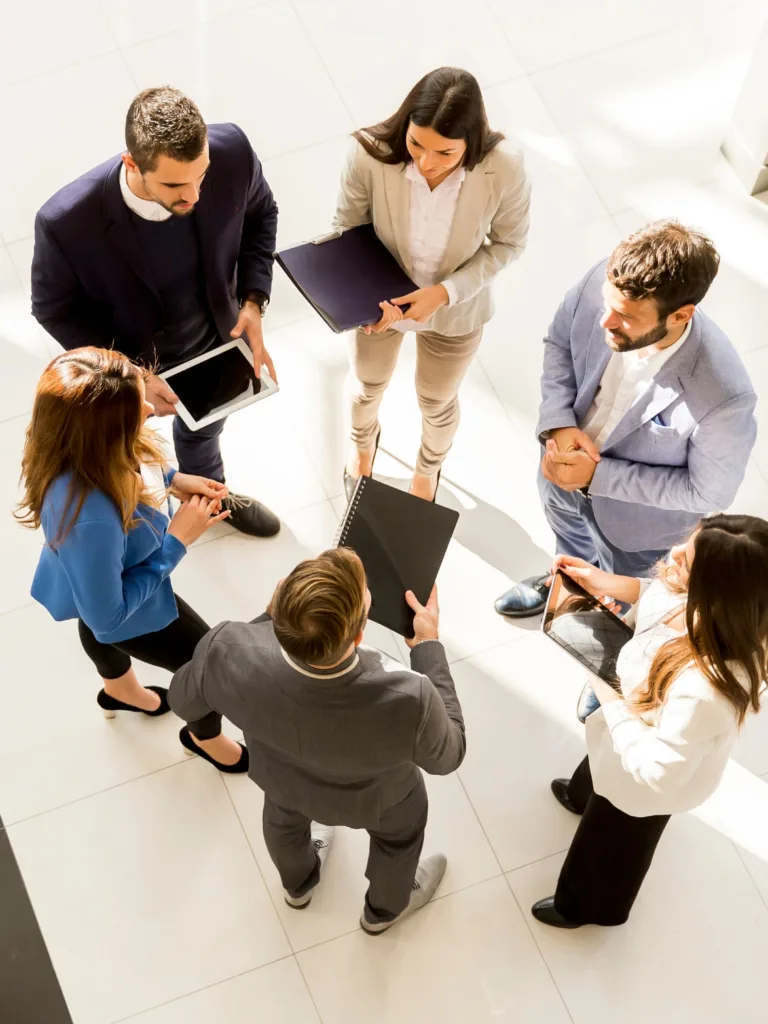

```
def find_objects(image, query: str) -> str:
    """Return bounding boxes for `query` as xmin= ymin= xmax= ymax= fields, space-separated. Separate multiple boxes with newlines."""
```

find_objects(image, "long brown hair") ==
xmin=16 ymin=347 xmax=168 ymax=547
xmin=354 ymin=66 xmax=503 ymax=171
xmin=633 ymin=515 xmax=768 ymax=726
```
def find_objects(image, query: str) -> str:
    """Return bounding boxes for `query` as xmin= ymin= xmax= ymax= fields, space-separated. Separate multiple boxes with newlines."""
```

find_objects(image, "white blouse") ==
xmin=586 ymin=577 xmax=750 ymax=817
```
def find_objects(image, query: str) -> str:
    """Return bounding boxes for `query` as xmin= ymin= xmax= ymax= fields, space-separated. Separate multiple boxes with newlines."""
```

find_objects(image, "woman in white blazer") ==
xmin=532 ymin=514 xmax=768 ymax=928
xmin=334 ymin=67 xmax=531 ymax=502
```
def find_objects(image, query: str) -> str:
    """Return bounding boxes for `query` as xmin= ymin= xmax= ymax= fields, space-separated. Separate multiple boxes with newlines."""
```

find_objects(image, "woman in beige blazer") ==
xmin=335 ymin=66 xmax=531 ymax=502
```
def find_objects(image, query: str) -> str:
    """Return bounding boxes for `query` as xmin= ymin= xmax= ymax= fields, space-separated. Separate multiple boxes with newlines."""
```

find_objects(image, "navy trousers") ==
xmin=173 ymin=414 xmax=228 ymax=483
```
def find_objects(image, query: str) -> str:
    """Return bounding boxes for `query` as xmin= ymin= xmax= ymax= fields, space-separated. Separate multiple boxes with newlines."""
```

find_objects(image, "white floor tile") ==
xmin=451 ymin=635 xmax=591 ymax=871
xmin=101 ymin=0 xmax=271 ymax=49
xmin=126 ymin=958 xmax=320 ymax=1024
xmin=484 ymin=77 xmax=608 ymax=236
xmin=8 ymin=760 xmax=290 ymax=1024
xmin=224 ymin=770 xmax=500 ymax=952
xmin=742 ymin=346 xmax=768 ymax=481
xmin=0 ymin=0 xmax=115 ymax=89
xmin=122 ymin=3 xmax=353 ymax=162
xmin=508 ymin=812 xmax=768 ymax=1024
xmin=0 ymin=53 xmax=137 ymax=243
xmin=293 ymin=0 xmax=524 ymax=127
xmin=297 ymin=876 xmax=571 ymax=1024
xmin=0 ymin=246 xmax=54 ymax=421
xmin=531 ymin=4 xmax=767 ymax=214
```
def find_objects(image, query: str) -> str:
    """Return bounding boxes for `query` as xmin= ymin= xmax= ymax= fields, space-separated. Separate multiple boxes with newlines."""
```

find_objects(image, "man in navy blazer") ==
xmin=31 ymin=86 xmax=280 ymax=537
xmin=496 ymin=220 xmax=757 ymax=617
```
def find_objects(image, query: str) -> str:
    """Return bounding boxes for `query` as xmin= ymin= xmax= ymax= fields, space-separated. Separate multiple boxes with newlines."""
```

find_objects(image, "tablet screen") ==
xmin=170 ymin=346 xmax=261 ymax=422
xmin=543 ymin=570 xmax=634 ymax=683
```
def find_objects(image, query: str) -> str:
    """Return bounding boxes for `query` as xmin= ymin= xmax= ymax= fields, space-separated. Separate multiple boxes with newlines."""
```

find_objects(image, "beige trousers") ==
xmin=348 ymin=326 xmax=484 ymax=476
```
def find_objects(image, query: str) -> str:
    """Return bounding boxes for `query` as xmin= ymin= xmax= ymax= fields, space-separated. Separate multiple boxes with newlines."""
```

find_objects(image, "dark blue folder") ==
xmin=275 ymin=223 xmax=416 ymax=333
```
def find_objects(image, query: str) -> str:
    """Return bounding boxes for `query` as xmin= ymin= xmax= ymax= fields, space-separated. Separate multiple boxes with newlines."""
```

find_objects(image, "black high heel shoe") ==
xmin=343 ymin=429 xmax=381 ymax=503
xmin=97 ymin=685 xmax=170 ymax=718
xmin=431 ymin=469 xmax=442 ymax=504
xmin=178 ymin=726 xmax=250 ymax=774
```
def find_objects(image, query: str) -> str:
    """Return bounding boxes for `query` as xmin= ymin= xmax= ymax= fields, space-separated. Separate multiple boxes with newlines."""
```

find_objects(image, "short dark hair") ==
xmin=606 ymin=219 xmax=720 ymax=318
xmin=271 ymin=548 xmax=368 ymax=668
xmin=354 ymin=66 xmax=503 ymax=171
xmin=125 ymin=87 xmax=207 ymax=174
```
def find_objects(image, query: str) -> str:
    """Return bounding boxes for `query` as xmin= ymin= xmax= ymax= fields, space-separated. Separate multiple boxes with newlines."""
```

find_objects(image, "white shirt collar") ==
xmin=405 ymin=161 xmax=466 ymax=190
xmin=119 ymin=162 xmax=173 ymax=222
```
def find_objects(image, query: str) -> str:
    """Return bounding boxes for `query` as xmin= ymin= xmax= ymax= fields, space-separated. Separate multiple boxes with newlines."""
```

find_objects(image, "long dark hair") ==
xmin=15 ymin=347 xmax=167 ymax=547
xmin=633 ymin=515 xmax=768 ymax=726
xmin=354 ymin=67 xmax=503 ymax=171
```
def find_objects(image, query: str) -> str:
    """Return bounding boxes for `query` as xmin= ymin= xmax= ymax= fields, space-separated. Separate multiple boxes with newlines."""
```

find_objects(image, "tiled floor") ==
xmin=2 ymin=1 xmax=768 ymax=1021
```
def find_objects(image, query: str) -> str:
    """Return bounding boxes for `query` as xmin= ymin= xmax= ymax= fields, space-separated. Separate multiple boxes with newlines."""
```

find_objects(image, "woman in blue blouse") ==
xmin=18 ymin=347 xmax=247 ymax=773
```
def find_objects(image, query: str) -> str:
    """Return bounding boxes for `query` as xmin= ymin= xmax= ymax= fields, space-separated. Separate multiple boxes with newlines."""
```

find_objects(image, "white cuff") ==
xmin=441 ymin=279 xmax=459 ymax=307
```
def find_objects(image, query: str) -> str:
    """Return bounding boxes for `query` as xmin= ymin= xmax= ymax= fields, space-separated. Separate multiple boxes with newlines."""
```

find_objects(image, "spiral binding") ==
xmin=334 ymin=476 xmax=368 ymax=547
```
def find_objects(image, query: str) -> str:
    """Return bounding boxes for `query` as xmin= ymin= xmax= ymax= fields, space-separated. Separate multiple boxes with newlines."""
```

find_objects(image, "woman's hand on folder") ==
xmin=404 ymin=585 xmax=440 ymax=649
xmin=391 ymin=284 xmax=449 ymax=324
xmin=364 ymin=301 xmax=404 ymax=335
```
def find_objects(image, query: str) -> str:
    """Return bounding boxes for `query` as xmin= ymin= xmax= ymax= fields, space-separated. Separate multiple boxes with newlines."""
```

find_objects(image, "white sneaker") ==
xmin=284 ymin=823 xmax=334 ymax=909
xmin=360 ymin=853 xmax=447 ymax=934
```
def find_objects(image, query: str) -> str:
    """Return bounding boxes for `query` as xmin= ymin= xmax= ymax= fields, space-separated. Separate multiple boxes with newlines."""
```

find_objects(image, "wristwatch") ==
xmin=242 ymin=290 xmax=269 ymax=316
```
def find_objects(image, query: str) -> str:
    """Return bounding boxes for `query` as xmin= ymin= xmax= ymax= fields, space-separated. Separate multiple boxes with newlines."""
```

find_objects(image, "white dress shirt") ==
xmin=120 ymin=163 xmax=172 ymax=222
xmin=581 ymin=320 xmax=692 ymax=449
xmin=586 ymin=576 xmax=751 ymax=817
xmin=394 ymin=161 xmax=463 ymax=333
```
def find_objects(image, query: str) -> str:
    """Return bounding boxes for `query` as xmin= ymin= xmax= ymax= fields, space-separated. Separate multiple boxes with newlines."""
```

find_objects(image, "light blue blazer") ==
xmin=536 ymin=260 xmax=758 ymax=552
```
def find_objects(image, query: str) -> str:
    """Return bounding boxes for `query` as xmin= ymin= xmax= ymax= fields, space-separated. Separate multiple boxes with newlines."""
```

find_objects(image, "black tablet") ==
xmin=542 ymin=569 xmax=634 ymax=683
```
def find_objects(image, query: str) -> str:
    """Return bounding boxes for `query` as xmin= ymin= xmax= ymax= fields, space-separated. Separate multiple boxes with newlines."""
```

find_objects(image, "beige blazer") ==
xmin=332 ymin=137 xmax=531 ymax=336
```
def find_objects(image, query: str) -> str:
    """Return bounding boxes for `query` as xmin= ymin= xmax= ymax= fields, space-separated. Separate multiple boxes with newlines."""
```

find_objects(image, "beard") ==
xmin=141 ymin=179 xmax=195 ymax=216
xmin=605 ymin=318 xmax=669 ymax=353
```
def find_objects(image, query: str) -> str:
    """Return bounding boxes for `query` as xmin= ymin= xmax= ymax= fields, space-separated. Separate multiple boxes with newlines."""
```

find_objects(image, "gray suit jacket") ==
xmin=169 ymin=616 xmax=465 ymax=829
xmin=537 ymin=260 xmax=757 ymax=552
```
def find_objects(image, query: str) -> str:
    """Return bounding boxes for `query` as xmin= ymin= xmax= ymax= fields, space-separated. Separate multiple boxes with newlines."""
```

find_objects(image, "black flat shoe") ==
xmin=531 ymin=897 xmax=582 ymax=929
xmin=97 ymin=685 xmax=170 ymax=718
xmin=221 ymin=494 xmax=281 ymax=538
xmin=344 ymin=428 xmax=381 ymax=502
xmin=551 ymin=778 xmax=583 ymax=815
xmin=494 ymin=573 xmax=550 ymax=618
xmin=178 ymin=726 xmax=250 ymax=774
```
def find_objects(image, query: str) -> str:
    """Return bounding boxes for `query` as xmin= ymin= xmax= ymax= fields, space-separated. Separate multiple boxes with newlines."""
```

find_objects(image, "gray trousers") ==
xmin=262 ymin=775 xmax=428 ymax=924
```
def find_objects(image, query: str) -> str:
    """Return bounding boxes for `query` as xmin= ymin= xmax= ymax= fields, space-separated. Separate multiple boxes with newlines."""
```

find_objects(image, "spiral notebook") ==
xmin=275 ymin=224 xmax=417 ymax=333
xmin=334 ymin=476 xmax=459 ymax=638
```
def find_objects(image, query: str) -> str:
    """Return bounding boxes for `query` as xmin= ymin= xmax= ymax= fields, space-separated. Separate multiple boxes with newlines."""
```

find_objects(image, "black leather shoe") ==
xmin=531 ymin=897 xmax=581 ymax=929
xmin=551 ymin=778 xmax=583 ymax=815
xmin=97 ymin=685 xmax=170 ymax=718
xmin=221 ymin=494 xmax=280 ymax=537
xmin=344 ymin=429 xmax=381 ymax=503
xmin=179 ymin=726 xmax=250 ymax=774
xmin=494 ymin=573 xmax=549 ymax=618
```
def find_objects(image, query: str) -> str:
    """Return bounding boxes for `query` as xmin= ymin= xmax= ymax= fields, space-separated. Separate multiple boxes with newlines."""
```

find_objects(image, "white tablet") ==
xmin=160 ymin=339 xmax=278 ymax=431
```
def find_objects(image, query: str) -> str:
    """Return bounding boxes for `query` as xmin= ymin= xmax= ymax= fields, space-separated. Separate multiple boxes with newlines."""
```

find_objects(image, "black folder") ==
xmin=275 ymin=224 xmax=417 ymax=333
xmin=334 ymin=476 xmax=459 ymax=638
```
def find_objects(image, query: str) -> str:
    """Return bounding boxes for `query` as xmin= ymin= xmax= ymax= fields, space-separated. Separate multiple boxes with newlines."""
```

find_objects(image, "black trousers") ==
xmin=77 ymin=594 xmax=221 ymax=740
xmin=173 ymin=413 xmax=227 ymax=482
xmin=554 ymin=756 xmax=671 ymax=926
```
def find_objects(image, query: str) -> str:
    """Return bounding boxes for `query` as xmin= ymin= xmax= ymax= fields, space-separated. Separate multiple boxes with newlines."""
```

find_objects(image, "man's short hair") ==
xmin=606 ymin=219 xmax=720 ymax=319
xmin=271 ymin=548 xmax=368 ymax=668
xmin=125 ymin=86 xmax=207 ymax=174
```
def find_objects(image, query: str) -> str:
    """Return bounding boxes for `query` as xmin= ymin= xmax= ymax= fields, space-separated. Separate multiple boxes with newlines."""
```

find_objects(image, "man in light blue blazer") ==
xmin=496 ymin=219 xmax=757 ymax=617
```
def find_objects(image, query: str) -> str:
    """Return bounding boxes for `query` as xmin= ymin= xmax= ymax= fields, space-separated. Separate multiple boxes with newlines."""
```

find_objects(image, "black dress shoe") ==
xmin=343 ymin=429 xmax=381 ymax=503
xmin=221 ymin=494 xmax=280 ymax=537
xmin=178 ymin=726 xmax=250 ymax=774
xmin=494 ymin=573 xmax=549 ymax=618
xmin=551 ymin=778 xmax=583 ymax=815
xmin=97 ymin=685 xmax=170 ymax=718
xmin=531 ymin=897 xmax=582 ymax=929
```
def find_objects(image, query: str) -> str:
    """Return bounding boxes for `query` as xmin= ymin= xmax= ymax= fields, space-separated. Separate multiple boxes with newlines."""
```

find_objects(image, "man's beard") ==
xmin=606 ymin=318 xmax=669 ymax=353
xmin=142 ymin=179 xmax=195 ymax=216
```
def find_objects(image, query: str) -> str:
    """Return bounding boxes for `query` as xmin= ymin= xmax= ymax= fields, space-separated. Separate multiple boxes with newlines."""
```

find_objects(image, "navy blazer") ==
xmin=537 ymin=260 xmax=757 ymax=552
xmin=31 ymin=123 xmax=278 ymax=367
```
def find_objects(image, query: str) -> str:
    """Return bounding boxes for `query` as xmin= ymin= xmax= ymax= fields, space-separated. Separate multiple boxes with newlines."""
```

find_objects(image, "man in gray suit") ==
xmin=496 ymin=219 xmax=757 ymax=618
xmin=169 ymin=548 xmax=465 ymax=934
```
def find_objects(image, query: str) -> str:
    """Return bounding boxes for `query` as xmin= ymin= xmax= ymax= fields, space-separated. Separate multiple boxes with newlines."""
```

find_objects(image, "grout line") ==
xmin=732 ymin=841 xmax=768 ymax=916
xmin=108 ymin=952 xmax=298 ymax=1024
xmin=502 ymin=872 xmax=577 ymax=1024
xmin=288 ymin=0 xmax=357 ymax=130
